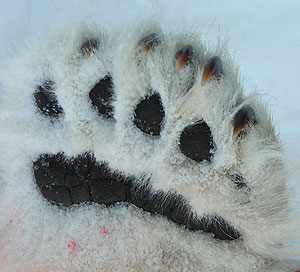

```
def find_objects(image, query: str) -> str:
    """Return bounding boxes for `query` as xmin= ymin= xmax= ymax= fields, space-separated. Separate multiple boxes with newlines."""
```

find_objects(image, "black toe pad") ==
xmin=89 ymin=75 xmax=115 ymax=119
xmin=34 ymin=80 xmax=64 ymax=119
xmin=133 ymin=92 xmax=165 ymax=136
xmin=179 ymin=121 xmax=216 ymax=163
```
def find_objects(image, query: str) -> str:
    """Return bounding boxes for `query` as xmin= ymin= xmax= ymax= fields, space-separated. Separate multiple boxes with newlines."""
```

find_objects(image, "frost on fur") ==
xmin=0 ymin=19 xmax=299 ymax=272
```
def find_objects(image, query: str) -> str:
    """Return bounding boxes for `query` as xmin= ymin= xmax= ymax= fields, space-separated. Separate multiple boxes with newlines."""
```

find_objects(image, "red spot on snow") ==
xmin=102 ymin=226 xmax=108 ymax=235
xmin=241 ymin=238 xmax=244 ymax=243
xmin=9 ymin=219 xmax=13 ymax=224
xmin=25 ymin=261 xmax=41 ymax=272
xmin=175 ymin=50 xmax=182 ymax=60
xmin=67 ymin=240 xmax=77 ymax=251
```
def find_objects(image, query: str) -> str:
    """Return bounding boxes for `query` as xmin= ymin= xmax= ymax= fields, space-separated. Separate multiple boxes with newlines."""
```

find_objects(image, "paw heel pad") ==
xmin=33 ymin=153 xmax=129 ymax=207
xmin=33 ymin=153 xmax=240 ymax=241
xmin=89 ymin=75 xmax=115 ymax=119
xmin=179 ymin=121 xmax=216 ymax=163
xmin=34 ymin=80 xmax=64 ymax=118
xmin=133 ymin=92 xmax=165 ymax=136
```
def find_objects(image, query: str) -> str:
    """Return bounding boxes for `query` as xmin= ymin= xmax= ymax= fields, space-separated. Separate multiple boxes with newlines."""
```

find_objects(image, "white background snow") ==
xmin=0 ymin=1 xmax=299 ymax=193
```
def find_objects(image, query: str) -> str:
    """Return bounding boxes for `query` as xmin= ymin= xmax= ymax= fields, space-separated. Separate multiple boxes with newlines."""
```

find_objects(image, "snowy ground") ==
xmin=0 ymin=0 xmax=299 ymax=209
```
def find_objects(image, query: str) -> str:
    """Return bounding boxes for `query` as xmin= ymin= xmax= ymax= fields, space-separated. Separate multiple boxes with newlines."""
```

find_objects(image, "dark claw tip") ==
xmin=175 ymin=45 xmax=194 ymax=72
xmin=201 ymin=56 xmax=223 ymax=85
xmin=139 ymin=33 xmax=160 ymax=54
xmin=233 ymin=104 xmax=257 ymax=137
xmin=80 ymin=39 xmax=100 ymax=56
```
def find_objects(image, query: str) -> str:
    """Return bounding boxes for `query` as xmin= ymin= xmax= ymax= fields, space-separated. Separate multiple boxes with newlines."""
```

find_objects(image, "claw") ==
xmin=139 ymin=33 xmax=159 ymax=54
xmin=233 ymin=105 xmax=257 ymax=137
xmin=81 ymin=39 xmax=100 ymax=57
xmin=201 ymin=56 xmax=223 ymax=85
xmin=175 ymin=45 xmax=194 ymax=73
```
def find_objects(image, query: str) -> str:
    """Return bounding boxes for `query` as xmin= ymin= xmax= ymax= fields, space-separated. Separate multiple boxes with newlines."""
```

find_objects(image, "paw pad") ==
xmin=89 ymin=75 xmax=115 ymax=119
xmin=179 ymin=121 xmax=216 ymax=163
xmin=34 ymin=80 xmax=64 ymax=118
xmin=33 ymin=153 xmax=240 ymax=241
xmin=133 ymin=92 xmax=165 ymax=136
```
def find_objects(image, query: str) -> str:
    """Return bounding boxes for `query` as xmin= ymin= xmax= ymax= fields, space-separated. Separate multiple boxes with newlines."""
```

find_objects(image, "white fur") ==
xmin=0 ymin=19 xmax=299 ymax=271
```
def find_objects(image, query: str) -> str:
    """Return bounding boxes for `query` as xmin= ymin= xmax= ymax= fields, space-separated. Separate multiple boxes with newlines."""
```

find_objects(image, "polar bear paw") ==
xmin=0 ymin=21 xmax=299 ymax=272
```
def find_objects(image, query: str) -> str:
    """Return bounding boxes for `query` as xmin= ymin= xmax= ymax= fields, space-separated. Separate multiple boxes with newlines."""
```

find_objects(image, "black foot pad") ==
xmin=179 ymin=121 xmax=216 ymax=163
xmin=89 ymin=75 xmax=115 ymax=119
xmin=34 ymin=80 xmax=64 ymax=119
xmin=133 ymin=92 xmax=165 ymax=136
xmin=33 ymin=153 xmax=129 ymax=206
xmin=33 ymin=152 xmax=240 ymax=241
